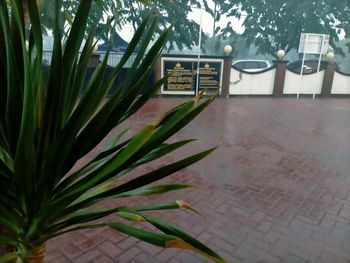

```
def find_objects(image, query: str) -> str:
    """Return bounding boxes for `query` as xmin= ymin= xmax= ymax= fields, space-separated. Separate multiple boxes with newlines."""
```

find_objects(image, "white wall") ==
xmin=331 ymin=72 xmax=350 ymax=94
xmin=283 ymin=70 xmax=324 ymax=95
xmin=229 ymin=68 xmax=275 ymax=95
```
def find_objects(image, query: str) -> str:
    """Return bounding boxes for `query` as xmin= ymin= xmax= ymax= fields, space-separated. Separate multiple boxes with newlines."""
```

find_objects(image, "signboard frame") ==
xmin=298 ymin=33 xmax=330 ymax=55
xmin=161 ymin=57 xmax=224 ymax=95
xmin=297 ymin=33 xmax=330 ymax=99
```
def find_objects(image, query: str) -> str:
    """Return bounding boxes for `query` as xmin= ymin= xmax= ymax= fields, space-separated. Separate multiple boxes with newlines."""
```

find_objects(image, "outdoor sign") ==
xmin=161 ymin=57 xmax=223 ymax=95
xmin=163 ymin=61 xmax=194 ymax=91
xmin=197 ymin=62 xmax=221 ymax=90
xmin=297 ymin=33 xmax=330 ymax=99
xmin=298 ymin=33 xmax=330 ymax=54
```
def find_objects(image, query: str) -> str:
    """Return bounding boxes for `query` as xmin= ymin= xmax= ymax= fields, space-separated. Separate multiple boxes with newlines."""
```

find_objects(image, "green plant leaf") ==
xmin=114 ymin=184 xmax=194 ymax=198
xmin=0 ymin=252 xmax=18 ymax=263
xmin=144 ymin=95 xmax=216 ymax=151
xmin=134 ymin=200 xmax=202 ymax=216
xmin=75 ymin=138 xmax=196 ymax=191
xmin=108 ymin=222 xmax=177 ymax=247
xmin=64 ymin=147 xmax=216 ymax=213
xmin=143 ymin=216 xmax=225 ymax=263
xmin=116 ymin=211 xmax=145 ymax=222
xmin=60 ymin=0 xmax=93 ymax=123
xmin=52 ymin=129 xmax=129 ymax=196
xmin=56 ymin=125 xmax=155 ymax=203
xmin=35 ymin=0 xmax=64 ymax=204
xmin=0 ymin=234 xmax=18 ymax=247
xmin=0 ymin=0 xmax=22 ymax=157
xmin=109 ymin=208 xmax=224 ymax=262
xmin=9 ymin=0 xmax=36 ymax=212
xmin=0 ymin=1 xmax=220 ymax=261
xmin=65 ymin=28 xmax=96 ymax=117
xmin=65 ymin=24 xmax=171 ymax=168
xmin=49 ymin=207 xmax=119 ymax=232
xmin=0 ymin=213 xmax=20 ymax=234
xmin=69 ymin=182 xmax=113 ymax=207
xmin=131 ymin=139 xmax=196 ymax=168
xmin=100 ymin=130 xmax=130 ymax=156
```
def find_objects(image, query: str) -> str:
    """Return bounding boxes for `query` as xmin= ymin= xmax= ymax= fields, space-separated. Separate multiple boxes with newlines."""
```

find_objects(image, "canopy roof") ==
xmin=97 ymin=35 xmax=130 ymax=52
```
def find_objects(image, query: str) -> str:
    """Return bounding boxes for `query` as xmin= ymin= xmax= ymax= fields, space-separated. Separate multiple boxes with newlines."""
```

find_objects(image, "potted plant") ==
xmin=0 ymin=1 xmax=223 ymax=262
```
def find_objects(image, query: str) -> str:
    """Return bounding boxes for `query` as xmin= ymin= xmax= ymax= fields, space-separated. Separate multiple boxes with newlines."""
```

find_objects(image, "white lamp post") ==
xmin=224 ymin=45 xmax=232 ymax=55
xmin=326 ymin=51 xmax=334 ymax=60
xmin=276 ymin=49 xmax=285 ymax=60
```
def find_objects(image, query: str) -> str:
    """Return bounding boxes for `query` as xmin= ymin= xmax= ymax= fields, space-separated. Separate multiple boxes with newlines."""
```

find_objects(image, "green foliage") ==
xmin=40 ymin=0 xmax=210 ymax=51
xmin=213 ymin=0 xmax=350 ymax=57
xmin=39 ymin=0 xmax=350 ymax=55
xmin=0 ymin=1 xmax=223 ymax=262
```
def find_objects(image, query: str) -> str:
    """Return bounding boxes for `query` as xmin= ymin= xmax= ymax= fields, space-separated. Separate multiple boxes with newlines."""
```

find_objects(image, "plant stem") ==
xmin=16 ymin=244 xmax=46 ymax=263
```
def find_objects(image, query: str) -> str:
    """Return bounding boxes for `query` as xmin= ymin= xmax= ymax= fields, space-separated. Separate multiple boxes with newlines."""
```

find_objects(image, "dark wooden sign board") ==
xmin=161 ymin=57 xmax=223 ymax=95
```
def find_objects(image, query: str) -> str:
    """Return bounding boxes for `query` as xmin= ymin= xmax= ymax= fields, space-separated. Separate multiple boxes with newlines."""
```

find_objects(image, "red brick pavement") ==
xmin=43 ymin=98 xmax=350 ymax=262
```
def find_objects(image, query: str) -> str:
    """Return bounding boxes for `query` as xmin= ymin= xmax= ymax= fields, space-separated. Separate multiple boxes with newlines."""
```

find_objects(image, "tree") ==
xmin=212 ymin=0 xmax=350 ymax=57
xmin=40 ymin=0 xmax=210 ymax=51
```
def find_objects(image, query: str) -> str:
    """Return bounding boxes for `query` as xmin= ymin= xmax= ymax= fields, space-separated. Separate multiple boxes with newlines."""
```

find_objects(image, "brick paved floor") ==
xmin=45 ymin=98 xmax=350 ymax=263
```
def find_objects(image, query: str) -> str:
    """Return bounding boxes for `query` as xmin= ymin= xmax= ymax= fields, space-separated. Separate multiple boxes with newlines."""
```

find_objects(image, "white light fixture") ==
xmin=224 ymin=45 xmax=232 ymax=55
xmin=326 ymin=51 xmax=334 ymax=60
xmin=276 ymin=49 xmax=285 ymax=60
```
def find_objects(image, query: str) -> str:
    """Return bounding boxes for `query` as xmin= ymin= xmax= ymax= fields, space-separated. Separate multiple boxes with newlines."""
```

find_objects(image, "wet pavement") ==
xmin=46 ymin=97 xmax=350 ymax=263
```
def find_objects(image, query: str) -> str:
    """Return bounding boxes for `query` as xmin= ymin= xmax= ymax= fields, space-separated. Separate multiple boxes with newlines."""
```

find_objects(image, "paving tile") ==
xmin=98 ymin=241 xmax=123 ymax=258
xmin=209 ymin=237 xmax=236 ymax=254
xmin=255 ymin=219 xmax=273 ymax=233
xmin=281 ymin=254 xmax=305 ymax=263
xmin=157 ymin=249 xmax=178 ymax=261
xmin=264 ymin=230 xmax=280 ymax=245
xmin=134 ymin=252 xmax=162 ymax=263
xmin=278 ymin=209 xmax=296 ymax=223
xmin=44 ymin=98 xmax=350 ymax=262
xmin=60 ymin=241 xmax=83 ymax=259
xmin=338 ymin=208 xmax=350 ymax=220
xmin=114 ymin=247 xmax=142 ymax=262
xmin=330 ymin=224 xmax=350 ymax=246
xmin=117 ymin=237 xmax=140 ymax=250
xmin=271 ymin=239 xmax=290 ymax=258
xmin=68 ymin=231 xmax=89 ymax=245
xmin=73 ymin=249 xmax=101 ymax=263
xmin=196 ymin=231 xmax=213 ymax=244
xmin=319 ymin=252 xmax=349 ymax=263
xmin=135 ymin=242 xmax=163 ymax=256
xmin=79 ymin=238 xmax=103 ymax=251
xmin=47 ymin=255 xmax=73 ymax=263
xmin=44 ymin=249 xmax=63 ymax=262
xmin=101 ymin=229 xmax=126 ymax=244
xmin=93 ymin=255 xmax=115 ymax=263
xmin=319 ymin=216 xmax=336 ymax=231
xmin=176 ymin=251 xmax=211 ymax=263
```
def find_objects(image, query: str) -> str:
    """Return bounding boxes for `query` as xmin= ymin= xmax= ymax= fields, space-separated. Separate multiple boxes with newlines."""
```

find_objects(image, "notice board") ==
xmin=161 ymin=57 xmax=223 ymax=95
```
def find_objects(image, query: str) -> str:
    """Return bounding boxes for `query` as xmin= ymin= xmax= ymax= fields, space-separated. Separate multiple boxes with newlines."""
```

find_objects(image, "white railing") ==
xmin=229 ymin=66 xmax=350 ymax=96
xmin=229 ymin=68 xmax=276 ymax=95
xmin=332 ymin=72 xmax=350 ymax=94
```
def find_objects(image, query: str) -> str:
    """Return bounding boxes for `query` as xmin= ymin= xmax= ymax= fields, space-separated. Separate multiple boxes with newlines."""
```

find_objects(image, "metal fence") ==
xmin=42 ymin=51 xmax=137 ymax=68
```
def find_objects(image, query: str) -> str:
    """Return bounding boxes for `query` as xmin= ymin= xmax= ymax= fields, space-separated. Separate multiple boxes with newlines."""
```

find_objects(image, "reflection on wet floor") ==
xmin=46 ymin=98 xmax=350 ymax=262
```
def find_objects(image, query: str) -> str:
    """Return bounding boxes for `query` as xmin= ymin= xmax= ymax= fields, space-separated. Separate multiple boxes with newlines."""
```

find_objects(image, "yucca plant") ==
xmin=0 ymin=1 xmax=224 ymax=263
